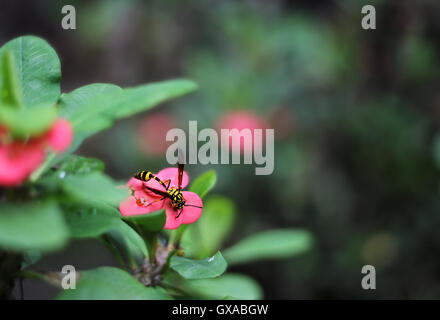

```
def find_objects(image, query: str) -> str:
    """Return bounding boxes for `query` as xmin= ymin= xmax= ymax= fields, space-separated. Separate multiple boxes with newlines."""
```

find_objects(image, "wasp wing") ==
xmin=144 ymin=186 xmax=170 ymax=198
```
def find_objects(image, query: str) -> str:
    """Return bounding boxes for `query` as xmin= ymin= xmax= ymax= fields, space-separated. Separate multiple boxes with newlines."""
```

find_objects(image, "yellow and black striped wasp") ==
xmin=134 ymin=163 xmax=202 ymax=218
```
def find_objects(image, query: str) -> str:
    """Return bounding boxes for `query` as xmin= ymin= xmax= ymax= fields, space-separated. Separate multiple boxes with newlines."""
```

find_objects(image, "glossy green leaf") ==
xmin=57 ymin=267 xmax=172 ymax=300
xmin=223 ymin=229 xmax=313 ymax=266
xmin=38 ymin=155 xmax=105 ymax=190
xmin=1 ymin=50 xmax=22 ymax=106
xmin=21 ymin=250 xmax=43 ymax=270
xmin=122 ymin=209 xmax=166 ymax=234
xmin=180 ymin=273 xmax=262 ymax=300
xmin=189 ymin=170 xmax=217 ymax=199
xmin=0 ymin=103 xmax=57 ymax=136
xmin=54 ymin=155 xmax=105 ymax=176
xmin=181 ymin=196 xmax=235 ymax=258
xmin=106 ymin=219 xmax=149 ymax=261
xmin=63 ymin=204 xmax=121 ymax=238
xmin=60 ymin=172 xmax=126 ymax=207
xmin=0 ymin=202 xmax=69 ymax=252
xmin=0 ymin=36 xmax=61 ymax=106
xmin=59 ymin=79 xmax=197 ymax=154
xmin=59 ymin=83 xmax=121 ymax=119
xmin=170 ymin=251 xmax=227 ymax=279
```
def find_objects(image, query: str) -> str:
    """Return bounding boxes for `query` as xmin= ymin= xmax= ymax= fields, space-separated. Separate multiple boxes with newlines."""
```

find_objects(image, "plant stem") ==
xmin=146 ymin=234 xmax=158 ymax=265
xmin=29 ymin=153 xmax=56 ymax=182
xmin=168 ymin=224 xmax=188 ymax=250
xmin=19 ymin=270 xmax=62 ymax=288
xmin=99 ymin=236 xmax=130 ymax=271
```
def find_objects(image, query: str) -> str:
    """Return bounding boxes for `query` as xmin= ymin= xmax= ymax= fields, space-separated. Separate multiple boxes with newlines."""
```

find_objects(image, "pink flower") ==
xmin=137 ymin=113 xmax=178 ymax=156
xmin=216 ymin=110 xmax=268 ymax=154
xmin=0 ymin=118 xmax=74 ymax=186
xmin=119 ymin=167 xmax=203 ymax=230
xmin=0 ymin=141 xmax=45 ymax=186
xmin=44 ymin=118 xmax=73 ymax=153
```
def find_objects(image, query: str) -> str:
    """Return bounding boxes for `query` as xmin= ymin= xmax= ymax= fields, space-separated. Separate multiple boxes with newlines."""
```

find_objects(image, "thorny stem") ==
xmin=99 ymin=236 xmax=132 ymax=271
xmin=19 ymin=270 xmax=63 ymax=288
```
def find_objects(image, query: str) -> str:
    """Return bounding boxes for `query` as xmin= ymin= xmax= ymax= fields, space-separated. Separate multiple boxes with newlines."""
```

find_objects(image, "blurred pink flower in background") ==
xmin=0 ymin=118 xmax=73 ymax=186
xmin=215 ymin=110 xmax=269 ymax=154
xmin=137 ymin=113 xmax=178 ymax=156
xmin=119 ymin=167 xmax=203 ymax=230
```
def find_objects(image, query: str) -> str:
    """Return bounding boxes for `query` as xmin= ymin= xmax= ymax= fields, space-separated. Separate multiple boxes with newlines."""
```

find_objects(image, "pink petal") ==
xmin=133 ymin=190 xmax=164 ymax=210
xmin=164 ymin=200 xmax=184 ymax=230
xmin=0 ymin=142 xmax=45 ymax=186
xmin=156 ymin=167 xmax=189 ymax=189
xmin=46 ymin=118 xmax=73 ymax=153
xmin=181 ymin=191 xmax=203 ymax=224
xmin=127 ymin=177 xmax=145 ymax=191
xmin=163 ymin=192 xmax=203 ymax=229
xmin=119 ymin=193 xmax=164 ymax=217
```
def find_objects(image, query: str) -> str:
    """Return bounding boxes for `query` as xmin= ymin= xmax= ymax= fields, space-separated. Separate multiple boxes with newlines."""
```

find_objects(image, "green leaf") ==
xmin=21 ymin=250 xmax=43 ymax=270
xmin=0 ymin=36 xmax=61 ymax=106
xmin=170 ymin=251 xmax=227 ymax=279
xmin=1 ymin=50 xmax=22 ymax=106
xmin=181 ymin=196 xmax=235 ymax=258
xmin=63 ymin=204 xmax=121 ymax=238
xmin=0 ymin=201 xmax=69 ymax=252
xmin=122 ymin=209 xmax=166 ymax=233
xmin=0 ymin=103 xmax=57 ymax=136
xmin=189 ymin=170 xmax=217 ymax=199
xmin=106 ymin=220 xmax=148 ymax=261
xmin=38 ymin=155 xmax=105 ymax=190
xmin=57 ymin=267 xmax=172 ymax=300
xmin=180 ymin=273 xmax=262 ymax=300
xmin=60 ymin=172 xmax=126 ymax=207
xmin=59 ymin=83 xmax=122 ymax=119
xmin=223 ymin=229 xmax=313 ymax=266
xmin=60 ymin=79 xmax=197 ymax=154
xmin=54 ymin=155 xmax=105 ymax=176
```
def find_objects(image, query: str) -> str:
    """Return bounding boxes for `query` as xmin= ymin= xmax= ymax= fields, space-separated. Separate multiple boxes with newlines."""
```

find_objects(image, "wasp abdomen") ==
xmin=134 ymin=171 xmax=153 ymax=181
xmin=134 ymin=171 xmax=169 ymax=190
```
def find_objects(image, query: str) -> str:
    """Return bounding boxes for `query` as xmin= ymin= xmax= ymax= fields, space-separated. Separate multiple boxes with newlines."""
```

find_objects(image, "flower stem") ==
xmin=19 ymin=270 xmax=62 ymax=288
xmin=99 ymin=236 xmax=130 ymax=271
xmin=29 ymin=153 xmax=56 ymax=182
xmin=168 ymin=224 xmax=188 ymax=250
xmin=146 ymin=234 xmax=158 ymax=265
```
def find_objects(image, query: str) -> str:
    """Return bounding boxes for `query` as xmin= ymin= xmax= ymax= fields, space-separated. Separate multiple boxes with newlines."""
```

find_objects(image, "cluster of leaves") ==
xmin=0 ymin=36 xmax=313 ymax=300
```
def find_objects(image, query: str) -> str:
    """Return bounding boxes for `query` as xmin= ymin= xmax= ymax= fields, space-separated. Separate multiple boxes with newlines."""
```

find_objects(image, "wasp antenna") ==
xmin=185 ymin=204 xmax=203 ymax=209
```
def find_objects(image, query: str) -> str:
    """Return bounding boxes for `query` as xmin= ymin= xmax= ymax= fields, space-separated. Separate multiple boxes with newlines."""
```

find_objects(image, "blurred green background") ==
xmin=3 ymin=0 xmax=440 ymax=299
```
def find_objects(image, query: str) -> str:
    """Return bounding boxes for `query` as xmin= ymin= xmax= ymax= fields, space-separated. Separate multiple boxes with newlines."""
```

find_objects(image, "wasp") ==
xmin=134 ymin=163 xmax=202 ymax=218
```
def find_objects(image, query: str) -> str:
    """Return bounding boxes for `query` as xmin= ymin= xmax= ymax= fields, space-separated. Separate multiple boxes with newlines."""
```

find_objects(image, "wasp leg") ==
xmin=162 ymin=179 xmax=171 ymax=190
xmin=176 ymin=208 xmax=184 ymax=219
